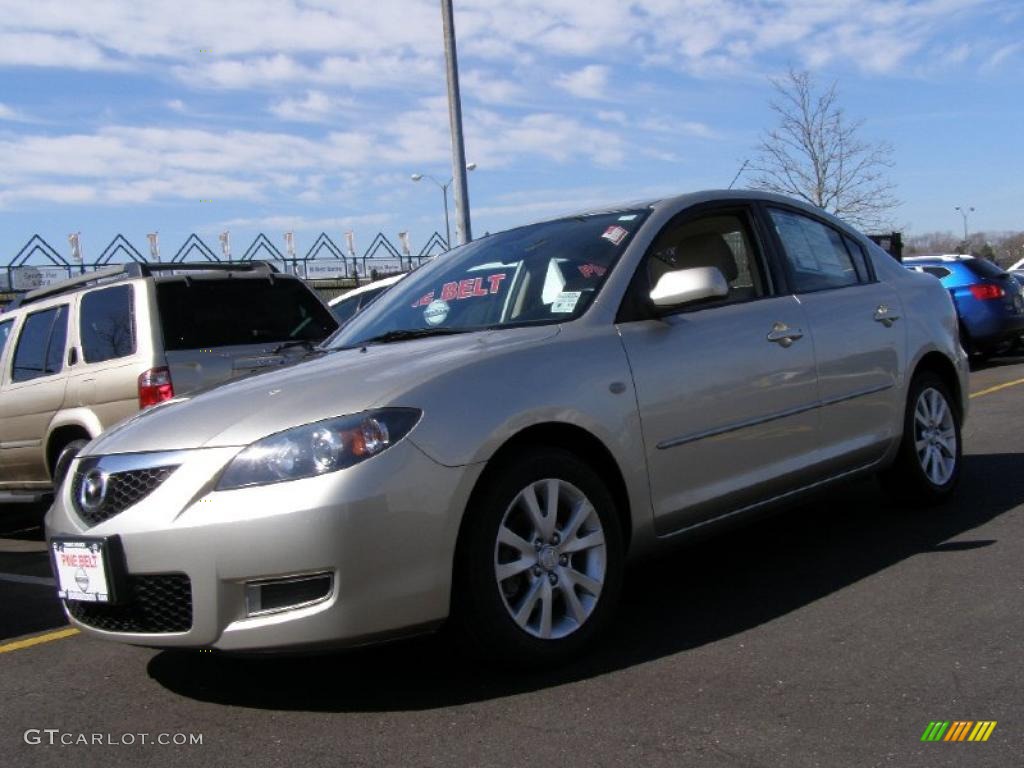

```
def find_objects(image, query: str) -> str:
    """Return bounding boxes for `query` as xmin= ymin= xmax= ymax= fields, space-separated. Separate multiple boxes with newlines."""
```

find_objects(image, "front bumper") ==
xmin=45 ymin=441 xmax=483 ymax=652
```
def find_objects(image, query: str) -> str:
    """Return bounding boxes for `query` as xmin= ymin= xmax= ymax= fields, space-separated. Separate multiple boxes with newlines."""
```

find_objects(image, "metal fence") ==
xmin=2 ymin=231 xmax=451 ymax=293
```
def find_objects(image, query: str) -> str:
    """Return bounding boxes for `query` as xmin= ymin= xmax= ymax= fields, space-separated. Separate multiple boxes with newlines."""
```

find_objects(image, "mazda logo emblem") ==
xmin=79 ymin=469 xmax=108 ymax=512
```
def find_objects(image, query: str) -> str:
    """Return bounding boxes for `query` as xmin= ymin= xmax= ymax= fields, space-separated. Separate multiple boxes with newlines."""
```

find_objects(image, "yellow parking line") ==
xmin=0 ymin=627 xmax=79 ymax=654
xmin=970 ymin=376 xmax=1024 ymax=399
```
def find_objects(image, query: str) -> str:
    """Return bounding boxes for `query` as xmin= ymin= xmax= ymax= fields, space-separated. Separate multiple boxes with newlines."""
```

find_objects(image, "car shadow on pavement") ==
xmin=970 ymin=351 xmax=1024 ymax=371
xmin=148 ymin=452 xmax=1024 ymax=712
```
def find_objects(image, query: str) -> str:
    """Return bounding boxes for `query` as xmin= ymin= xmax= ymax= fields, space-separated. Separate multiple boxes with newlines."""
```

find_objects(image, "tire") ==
xmin=52 ymin=439 xmax=89 ymax=491
xmin=879 ymin=372 xmax=962 ymax=506
xmin=451 ymin=447 xmax=624 ymax=667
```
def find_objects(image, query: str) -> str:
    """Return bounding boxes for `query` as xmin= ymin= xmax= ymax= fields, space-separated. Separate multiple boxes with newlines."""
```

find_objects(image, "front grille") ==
xmin=66 ymin=574 xmax=192 ymax=633
xmin=72 ymin=465 xmax=178 ymax=526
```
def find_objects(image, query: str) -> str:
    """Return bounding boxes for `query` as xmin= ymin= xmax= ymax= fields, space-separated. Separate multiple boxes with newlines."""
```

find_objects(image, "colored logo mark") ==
xmin=921 ymin=721 xmax=997 ymax=742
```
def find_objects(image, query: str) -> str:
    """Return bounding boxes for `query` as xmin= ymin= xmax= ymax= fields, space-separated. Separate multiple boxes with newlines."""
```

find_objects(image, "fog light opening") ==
xmin=244 ymin=572 xmax=333 ymax=617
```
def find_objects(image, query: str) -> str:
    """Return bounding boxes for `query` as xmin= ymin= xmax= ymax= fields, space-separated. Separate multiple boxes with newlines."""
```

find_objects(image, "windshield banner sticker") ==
xmin=601 ymin=225 xmax=629 ymax=246
xmin=423 ymin=299 xmax=450 ymax=326
xmin=411 ymin=273 xmax=508 ymax=309
xmin=578 ymin=263 xmax=607 ymax=278
xmin=551 ymin=291 xmax=581 ymax=313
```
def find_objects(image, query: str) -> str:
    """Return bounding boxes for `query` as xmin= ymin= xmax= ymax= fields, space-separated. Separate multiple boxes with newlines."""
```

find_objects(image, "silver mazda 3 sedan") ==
xmin=46 ymin=191 xmax=968 ymax=665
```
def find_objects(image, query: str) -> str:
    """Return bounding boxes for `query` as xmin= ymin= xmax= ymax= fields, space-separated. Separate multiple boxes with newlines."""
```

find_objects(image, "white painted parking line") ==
xmin=0 ymin=572 xmax=55 ymax=587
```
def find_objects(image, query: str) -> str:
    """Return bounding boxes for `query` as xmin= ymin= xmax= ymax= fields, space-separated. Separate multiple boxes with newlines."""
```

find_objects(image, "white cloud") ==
xmin=0 ymin=32 xmax=122 ymax=70
xmin=984 ymin=41 xmax=1022 ymax=70
xmin=0 ymin=102 xmax=22 ymax=121
xmin=555 ymin=65 xmax=610 ymax=100
xmin=460 ymin=70 xmax=527 ymax=105
xmin=214 ymin=212 xmax=393 ymax=234
xmin=269 ymin=90 xmax=336 ymax=122
xmin=0 ymin=104 xmax=630 ymax=207
xmin=0 ymin=0 xmax=1001 ymax=86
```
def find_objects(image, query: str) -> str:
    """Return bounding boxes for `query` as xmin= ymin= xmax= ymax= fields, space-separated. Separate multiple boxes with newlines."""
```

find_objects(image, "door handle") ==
xmin=874 ymin=305 xmax=900 ymax=327
xmin=67 ymin=347 xmax=78 ymax=367
xmin=767 ymin=322 xmax=804 ymax=347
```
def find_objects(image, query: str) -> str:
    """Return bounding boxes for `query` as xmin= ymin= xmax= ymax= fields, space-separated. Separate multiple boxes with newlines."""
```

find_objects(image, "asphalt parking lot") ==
xmin=2 ymin=358 xmax=1023 ymax=768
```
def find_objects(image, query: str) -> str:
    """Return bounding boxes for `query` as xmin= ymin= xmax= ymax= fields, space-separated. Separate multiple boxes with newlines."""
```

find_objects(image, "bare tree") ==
xmin=750 ymin=68 xmax=899 ymax=230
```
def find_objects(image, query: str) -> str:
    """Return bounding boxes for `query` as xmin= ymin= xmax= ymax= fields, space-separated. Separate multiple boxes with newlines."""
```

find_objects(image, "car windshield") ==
xmin=327 ymin=210 xmax=649 ymax=348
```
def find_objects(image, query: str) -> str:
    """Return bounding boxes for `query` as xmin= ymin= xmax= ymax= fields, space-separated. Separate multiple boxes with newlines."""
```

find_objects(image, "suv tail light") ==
xmin=968 ymin=283 xmax=1005 ymax=300
xmin=138 ymin=367 xmax=174 ymax=408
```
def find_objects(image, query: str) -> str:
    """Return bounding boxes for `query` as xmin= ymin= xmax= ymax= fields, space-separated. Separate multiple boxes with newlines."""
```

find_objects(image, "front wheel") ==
xmin=880 ymin=372 xmax=962 ymax=505
xmin=452 ymin=448 xmax=624 ymax=667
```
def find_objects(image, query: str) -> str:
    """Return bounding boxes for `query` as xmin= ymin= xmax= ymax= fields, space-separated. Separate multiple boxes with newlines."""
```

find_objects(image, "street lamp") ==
xmin=411 ymin=163 xmax=477 ymax=249
xmin=955 ymin=205 xmax=975 ymax=251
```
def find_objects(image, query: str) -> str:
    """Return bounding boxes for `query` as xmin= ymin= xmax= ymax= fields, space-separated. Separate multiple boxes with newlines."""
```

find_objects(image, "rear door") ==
xmin=617 ymin=204 xmax=821 ymax=534
xmin=0 ymin=304 xmax=71 ymax=483
xmin=762 ymin=206 xmax=905 ymax=471
xmin=154 ymin=276 xmax=339 ymax=394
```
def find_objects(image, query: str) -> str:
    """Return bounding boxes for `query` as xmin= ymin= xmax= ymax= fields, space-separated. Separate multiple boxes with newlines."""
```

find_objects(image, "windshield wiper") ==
xmin=351 ymin=327 xmax=470 ymax=347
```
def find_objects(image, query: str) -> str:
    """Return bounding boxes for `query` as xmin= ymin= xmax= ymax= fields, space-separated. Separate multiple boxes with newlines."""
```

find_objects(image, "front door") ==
xmin=617 ymin=207 xmax=821 ymax=535
xmin=0 ymin=304 xmax=70 ymax=484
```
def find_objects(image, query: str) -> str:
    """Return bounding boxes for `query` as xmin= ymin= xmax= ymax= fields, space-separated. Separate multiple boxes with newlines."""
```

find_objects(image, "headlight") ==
xmin=216 ymin=408 xmax=421 ymax=490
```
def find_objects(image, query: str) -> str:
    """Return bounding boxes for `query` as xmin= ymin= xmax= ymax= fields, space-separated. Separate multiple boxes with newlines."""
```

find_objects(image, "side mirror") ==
xmin=649 ymin=266 xmax=729 ymax=309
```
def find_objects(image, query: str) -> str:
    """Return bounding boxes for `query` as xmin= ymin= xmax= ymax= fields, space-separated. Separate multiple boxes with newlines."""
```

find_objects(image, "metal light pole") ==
xmin=440 ymin=0 xmax=472 ymax=245
xmin=411 ymin=163 xmax=475 ymax=249
xmin=955 ymin=205 xmax=974 ymax=249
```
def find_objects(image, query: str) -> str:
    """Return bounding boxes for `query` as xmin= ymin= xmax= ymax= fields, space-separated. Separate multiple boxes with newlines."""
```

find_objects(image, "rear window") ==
xmin=81 ymin=284 xmax=136 ymax=363
xmin=964 ymin=258 xmax=1008 ymax=280
xmin=156 ymin=278 xmax=338 ymax=351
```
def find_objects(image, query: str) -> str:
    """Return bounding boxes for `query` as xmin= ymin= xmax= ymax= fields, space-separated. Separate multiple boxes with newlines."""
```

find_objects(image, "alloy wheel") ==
xmin=493 ymin=478 xmax=607 ymax=640
xmin=913 ymin=387 xmax=957 ymax=486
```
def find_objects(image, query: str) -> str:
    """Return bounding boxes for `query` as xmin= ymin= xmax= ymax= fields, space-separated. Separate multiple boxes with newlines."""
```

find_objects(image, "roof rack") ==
xmin=10 ymin=261 xmax=279 ymax=308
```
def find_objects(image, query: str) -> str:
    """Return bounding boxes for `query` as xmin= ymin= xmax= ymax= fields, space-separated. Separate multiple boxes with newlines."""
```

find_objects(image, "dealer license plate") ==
xmin=51 ymin=538 xmax=113 ymax=602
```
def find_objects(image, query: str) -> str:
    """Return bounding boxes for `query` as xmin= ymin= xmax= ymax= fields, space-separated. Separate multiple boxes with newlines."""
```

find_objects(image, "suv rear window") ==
xmin=156 ymin=277 xmax=337 ymax=351
xmin=964 ymin=258 xmax=1008 ymax=280
xmin=81 ymin=284 xmax=136 ymax=363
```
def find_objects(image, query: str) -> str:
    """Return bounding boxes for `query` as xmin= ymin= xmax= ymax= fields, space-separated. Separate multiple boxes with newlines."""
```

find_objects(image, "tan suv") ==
xmin=0 ymin=262 xmax=337 ymax=502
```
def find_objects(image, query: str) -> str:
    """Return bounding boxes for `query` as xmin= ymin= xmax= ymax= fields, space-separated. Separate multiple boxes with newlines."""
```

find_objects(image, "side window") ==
xmin=331 ymin=295 xmax=360 ymax=324
xmin=0 ymin=319 xmax=12 ymax=360
xmin=644 ymin=212 xmax=766 ymax=306
xmin=768 ymin=208 xmax=861 ymax=292
xmin=357 ymin=287 xmax=386 ymax=310
xmin=841 ymin=234 xmax=872 ymax=282
xmin=12 ymin=306 xmax=68 ymax=382
xmin=81 ymin=285 xmax=136 ymax=363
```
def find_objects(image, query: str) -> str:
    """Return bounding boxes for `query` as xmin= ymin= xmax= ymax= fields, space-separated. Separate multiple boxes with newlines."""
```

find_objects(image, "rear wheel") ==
xmin=452 ymin=448 xmax=624 ymax=667
xmin=880 ymin=372 xmax=961 ymax=505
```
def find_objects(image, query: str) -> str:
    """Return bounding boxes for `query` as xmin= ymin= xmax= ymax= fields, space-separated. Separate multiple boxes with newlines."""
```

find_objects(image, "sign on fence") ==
xmin=10 ymin=266 xmax=72 ymax=291
xmin=302 ymin=261 xmax=349 ymax=280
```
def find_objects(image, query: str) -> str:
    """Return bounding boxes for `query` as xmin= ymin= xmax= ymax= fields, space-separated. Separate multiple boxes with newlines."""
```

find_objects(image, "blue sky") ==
xmin=0 ymin=0 xmax=1022 ymax=263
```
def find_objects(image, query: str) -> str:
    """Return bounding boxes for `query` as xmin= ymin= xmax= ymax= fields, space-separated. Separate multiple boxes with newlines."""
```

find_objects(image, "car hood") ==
xmin=85 ymin=326 xmax=560 ymax=456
